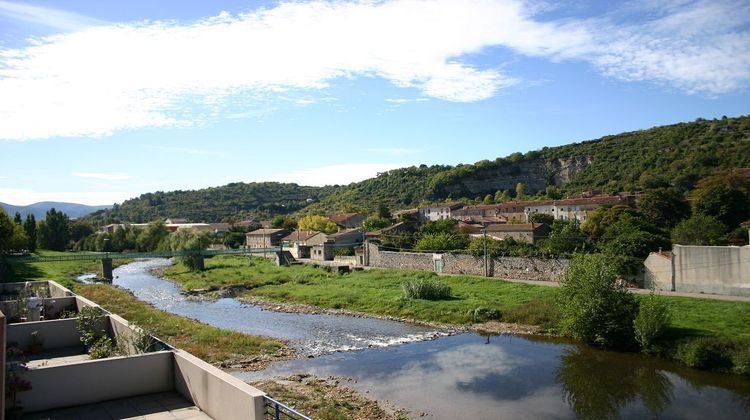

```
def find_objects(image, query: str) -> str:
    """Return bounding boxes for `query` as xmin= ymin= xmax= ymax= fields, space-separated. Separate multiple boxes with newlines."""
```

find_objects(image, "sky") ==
xmin=0 ymin=0 xmax=748 ymax=206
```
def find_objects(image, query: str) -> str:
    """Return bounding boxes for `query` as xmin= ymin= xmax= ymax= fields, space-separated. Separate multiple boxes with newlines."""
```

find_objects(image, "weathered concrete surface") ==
xmin=672 ymin=245 xmax=750 ymax=297
xmin=643 ymin=252 xmax=673 ymax=291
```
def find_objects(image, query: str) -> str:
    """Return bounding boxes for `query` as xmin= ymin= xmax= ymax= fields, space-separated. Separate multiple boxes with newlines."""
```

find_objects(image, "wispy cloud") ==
xmin=0 ymin=188 xmax=133 ymax=206
xmin=72 ymin=172 xmax=133 ymax=181
xmin=0 ymin=0 xmax=103 ymax=31
xmin=0 ymin=0 xmax=748 ymax=140
xmin=144 ymin=145 xmax=231 ymax=158
xmin=245 ymin=163 xmax=407 ymax=186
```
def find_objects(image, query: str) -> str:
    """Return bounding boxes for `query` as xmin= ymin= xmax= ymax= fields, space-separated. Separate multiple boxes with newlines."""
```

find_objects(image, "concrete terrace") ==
xmin=1 ymin=280 xmax=280 ymax=420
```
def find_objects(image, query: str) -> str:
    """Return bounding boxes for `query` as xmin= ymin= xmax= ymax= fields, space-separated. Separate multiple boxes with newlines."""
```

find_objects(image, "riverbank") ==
xmin=163 ymin=255 xmax=750 ymax=375
xmin=251 ymin=374 xmax=409 ymax=419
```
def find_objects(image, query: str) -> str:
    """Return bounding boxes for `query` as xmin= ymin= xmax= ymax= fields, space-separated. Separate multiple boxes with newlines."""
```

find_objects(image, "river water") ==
xmin=107 ymin=259 xmax=750 ymax=419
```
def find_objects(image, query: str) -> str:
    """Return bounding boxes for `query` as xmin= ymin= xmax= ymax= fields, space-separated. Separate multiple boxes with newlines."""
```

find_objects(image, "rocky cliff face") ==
xmin=440 ymin=156 xmax=592 ymax=197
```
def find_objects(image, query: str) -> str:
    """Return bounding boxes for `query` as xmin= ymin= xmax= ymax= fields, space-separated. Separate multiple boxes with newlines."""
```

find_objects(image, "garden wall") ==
xmin=366 ymin=242 xmax=568 ymax=282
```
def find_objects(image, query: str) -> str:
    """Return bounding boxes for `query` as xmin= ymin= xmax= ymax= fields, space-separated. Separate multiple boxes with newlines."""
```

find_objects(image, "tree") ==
xmin=168 ymin=229 xmax=211 ymax=270
xmin=297 ymin=215 xmax=338 ymax=234
xmin=599 ymin=214 xmax=670 ymax=259
xmin=23 ymin=214 xmax=37 ymax=252
xmin=271 ymin=215 xmax=297 ymax=230
xmin=136 ymin=221 xmax=169 ymax=251
xmin=0 ymin=209 xmax=28 ymax=252
xmin=545 ymin=186 xmax=563 ymax=199
xmin=13 ymin=212 xmax=22 ymax=225
xmin=70 ymin=220 xmax=96 ymax=242
xmin=558 ymin=254 xmax=639 ymax=349
xmin=638 ymin=188 xmax=690 ymax=228
xmin=376 ymin=204 xmax=391 ymax=219
xmin=483 ymin=194 xmax=493 ymax=204
xmin=515 ymin=183 xmax=526 ymax=200
xmin=529 ymin=213 xmax=555 ymax=225
xmin=362 ymin=216 xmax=391 ymax=233
xmin=414 ymin=232 xmax=467 ymax=252
xmin=693 ymin=184 xmax=750 ymax=229
xmin=37 ymin=208 xmax=70 ymax=251
xmin=671 ymin=214 xmax=727 ymax=246
xmin=543 ymin=220 xmax=588 ymax=255
xmin=419 ymin=219 xmax=457 ymax=235
xmin=468 ymin=236 xmax=503 ymax=258
xmin=581 ymin=205 xmax=639 ymax=241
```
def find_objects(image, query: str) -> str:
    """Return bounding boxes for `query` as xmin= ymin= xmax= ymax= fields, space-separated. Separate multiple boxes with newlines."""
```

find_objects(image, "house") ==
xmin=310 ymin=228 xmax=363 ymax=261
xmin=365 ymin=222 xmax=415 ymax=239
xmin=418 ymin=202 xmax=464 ymax=222
xmin=392 ymin=208 xmax=418 ymax=221
xmin=479 ymin=223 xmax=550 ymax=244
xmin=245 ymin=228 xmax=291 ymax=248
xmin=165 ymin=218 xmax=188 ymax=224
xmin=453 ymin=195 xmax=634 ymax=223
xmin=281 ymin=230 xmax=327 ymax=258
xmin=327 ymin=213 xmax=365 ymax=229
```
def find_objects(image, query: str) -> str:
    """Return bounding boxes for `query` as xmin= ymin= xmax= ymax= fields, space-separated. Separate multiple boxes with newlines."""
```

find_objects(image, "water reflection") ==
xmin=556 ymin=347 xmax=673 ymax=419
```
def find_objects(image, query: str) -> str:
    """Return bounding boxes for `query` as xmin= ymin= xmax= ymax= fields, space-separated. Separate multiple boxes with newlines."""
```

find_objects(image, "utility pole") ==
xmin=482 ymin=222 xmax=488 ymax=277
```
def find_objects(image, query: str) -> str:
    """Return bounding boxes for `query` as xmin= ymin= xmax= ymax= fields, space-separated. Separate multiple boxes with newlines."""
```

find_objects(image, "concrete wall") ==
xmin=7 ymin=318 xmax=81 ymax=350
xmin=173 ymin=350 xmax=266 ymax=420
xmin=19 ymin=351 xmax=175 ymax=412
xmin=643 ymin=253 xmax=673 ymax=291
xmin=672 ymin=245 xmax=750 ymax=296
xmin=367 ymin=242 xmax=568 ymax=282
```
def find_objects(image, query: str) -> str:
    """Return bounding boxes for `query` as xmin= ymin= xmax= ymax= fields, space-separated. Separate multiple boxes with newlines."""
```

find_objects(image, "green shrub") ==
xmin=634 ymin=293 xmax=672 ymax=351
xmin=467 ymin=307 xmax=501 ymax=323
xmin=89 ymin=336 xmax=114 ymax=359
xmin=401 ymin=279 xmax=452 ymax=300
xmin=678 ymin=338 xmax=734 ymax=371
xmin=558 ymin=254 xmax=639 ymax=349
xmin=731 ymin=346 xmax=750 ymax=376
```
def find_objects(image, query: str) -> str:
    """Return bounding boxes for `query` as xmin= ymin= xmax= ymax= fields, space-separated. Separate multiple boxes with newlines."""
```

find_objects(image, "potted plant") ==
xmin=29 ymin=331 xmax=43 ymax=354
xmin=5 ymin=346 xmax=32 ymax=419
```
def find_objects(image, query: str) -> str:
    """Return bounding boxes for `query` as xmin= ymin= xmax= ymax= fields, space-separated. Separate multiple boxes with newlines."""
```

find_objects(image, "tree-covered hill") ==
xmin=86 ymin=115 xmax=750 ymax=223
xmin=312 ymin=115 xmax=750 ymax=213
xmin=86 ymin=182 xmax=339 ymax=224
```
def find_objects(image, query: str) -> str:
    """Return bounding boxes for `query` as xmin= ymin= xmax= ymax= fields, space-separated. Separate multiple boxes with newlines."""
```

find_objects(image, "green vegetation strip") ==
xmin=6 ymin=250 xmax=131 ymax=290
xmin=165 ymin=256 xmax=750 ymax=342
xmin=75 ymin=284 xmax=286 ymax=365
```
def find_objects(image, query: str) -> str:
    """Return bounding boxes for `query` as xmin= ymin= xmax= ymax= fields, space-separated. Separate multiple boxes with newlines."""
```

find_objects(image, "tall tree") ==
xmin=297 ymin=215 xmax=338 ymax=234
xmin=638 ymin=188 xmax=690 ymax=228
xmin=515 ymin=182 xmax=526 ymax=200
xmin=23 ymin=214 xmax=37 ymax=252
xmin=671 ymin=214 xmax=727 ymax=246
xmin=0 ymin=209 xmax=28 ymax=252
xmin=13 ymin=212 xmax=22 ymax=225
xmin=693 ymin=185 xmax=750 ymax=229
xmin=136 ymin=221 xmax=170 ymax=251
xmin=70 ymin=219 xmax=96 ymax=242
xmin=37 ymin=208 xmax=70 ymax=251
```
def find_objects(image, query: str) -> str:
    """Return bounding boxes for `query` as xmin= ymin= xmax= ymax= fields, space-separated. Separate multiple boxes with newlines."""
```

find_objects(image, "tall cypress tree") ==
xmin=38 ymin=208 xmax=70 ymax=251
xmin=23 ymin=214 xmax=37 ymax=252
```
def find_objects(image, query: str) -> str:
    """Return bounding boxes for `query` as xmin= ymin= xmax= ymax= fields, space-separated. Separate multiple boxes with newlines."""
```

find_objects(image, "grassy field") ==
xmin=164 ymin=255 xmax=750 ymax=341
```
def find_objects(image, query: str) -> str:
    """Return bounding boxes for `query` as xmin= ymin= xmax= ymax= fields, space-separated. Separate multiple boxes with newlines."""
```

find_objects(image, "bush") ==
xmin=634 ymin=293 xmax=672 ymax=351
xmin=558 ymin=254 xmax=639 ymax=349
xmin=678 ymin=338 xmax=734 ymax=371
xmin=401 ymin=279 xmax=452 ymax=300
xmin=467 ymin=307 xmax=501 ymax=323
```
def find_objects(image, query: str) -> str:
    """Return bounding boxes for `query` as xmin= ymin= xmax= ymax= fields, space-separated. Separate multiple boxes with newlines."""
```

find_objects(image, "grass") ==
xmin=75 ymin=284 xmax=286 ymax=364
xmin=5 ymin=250 xmax=131 ymax=289
xmin=3 ymin=251 xmax=288 ymax=365
xmin=166 ymin=256 xmax=750 ymax=342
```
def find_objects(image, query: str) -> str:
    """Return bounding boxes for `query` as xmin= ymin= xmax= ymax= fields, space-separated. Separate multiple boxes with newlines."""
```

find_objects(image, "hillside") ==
xmin=0 ymin=201 xmax=111 ymax=220
xmin=85 ymin=115 xmax=750 ymax=223
xmin=86 ymin=182 xmax=339 ymax=224
xmin=310 ymin=115 xmax=750 ymax=212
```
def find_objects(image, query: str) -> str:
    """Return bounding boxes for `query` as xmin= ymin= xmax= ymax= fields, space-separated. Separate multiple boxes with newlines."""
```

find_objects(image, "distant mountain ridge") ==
xmin=0 ymin=201 xmax=112 ymax=220
xmin=85 ymin=115 xmax=750 ymax=223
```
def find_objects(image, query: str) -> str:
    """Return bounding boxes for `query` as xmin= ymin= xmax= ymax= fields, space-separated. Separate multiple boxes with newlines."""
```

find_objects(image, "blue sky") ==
xmin=0 ymin=0 xmax=748 ymax=206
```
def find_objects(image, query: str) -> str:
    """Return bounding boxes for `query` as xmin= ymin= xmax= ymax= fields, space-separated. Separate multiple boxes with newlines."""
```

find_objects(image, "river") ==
xmin=106 ymin=259 xmax=750 ymax=419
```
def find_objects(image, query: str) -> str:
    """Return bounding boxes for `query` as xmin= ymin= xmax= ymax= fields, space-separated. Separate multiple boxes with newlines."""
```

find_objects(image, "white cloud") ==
xmin=72 ymin=172 xmax=133 ymax=180
xmin=245 ymin=163 xmax=407 ymax=186
xmin=0 ymin=0 xmax=748 ymax=140
xmin=0 ymin=188 xmax=134 ymax=206
xmin=0 ymin=0 xmax=103 ymax=31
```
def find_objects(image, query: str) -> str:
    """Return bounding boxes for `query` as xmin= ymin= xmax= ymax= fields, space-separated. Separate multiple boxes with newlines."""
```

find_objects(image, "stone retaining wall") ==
xmin=366 ymin=242 xmax=568 ymax=282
